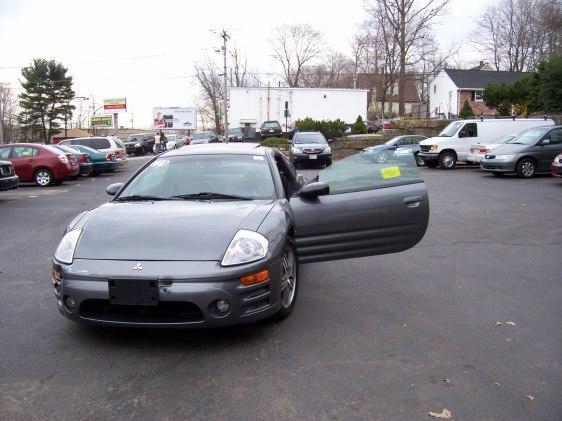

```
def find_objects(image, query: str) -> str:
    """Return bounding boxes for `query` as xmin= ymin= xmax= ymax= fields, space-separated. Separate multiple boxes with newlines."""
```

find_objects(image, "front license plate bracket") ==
xmin=109 ymin=279 xmax=158 ymax=306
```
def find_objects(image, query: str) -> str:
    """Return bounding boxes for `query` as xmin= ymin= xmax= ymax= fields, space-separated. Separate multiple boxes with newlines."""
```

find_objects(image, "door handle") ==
xmin=404 ymin=195 xmax=423 ymax=207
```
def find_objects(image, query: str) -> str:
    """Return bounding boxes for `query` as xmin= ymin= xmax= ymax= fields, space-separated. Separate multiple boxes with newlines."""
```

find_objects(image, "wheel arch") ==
xmin=439 ymin=149 xmax=458 ymax=160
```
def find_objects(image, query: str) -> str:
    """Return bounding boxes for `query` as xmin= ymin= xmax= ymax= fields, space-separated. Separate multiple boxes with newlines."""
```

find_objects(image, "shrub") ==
xmin=260 ymin=137 xmax=288 ymax=148
xmin=458 ymin=100 xmax=475 ymax=118
xmin=295 ymin=117 xmax=347 ymax=140
xmin=351 ymin=115 xmax=367 ymax=134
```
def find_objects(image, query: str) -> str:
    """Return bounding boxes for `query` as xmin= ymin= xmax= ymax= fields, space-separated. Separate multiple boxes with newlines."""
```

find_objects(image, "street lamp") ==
xmin=65 ymin=96 xmax=89 ymax=138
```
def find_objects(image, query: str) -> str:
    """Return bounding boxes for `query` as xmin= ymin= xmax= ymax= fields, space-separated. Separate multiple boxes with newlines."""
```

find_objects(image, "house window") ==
xmin=472 ymin=90 xmax=484 ymax=101
xmin=433 ymin=85 xmax=436 ymax=94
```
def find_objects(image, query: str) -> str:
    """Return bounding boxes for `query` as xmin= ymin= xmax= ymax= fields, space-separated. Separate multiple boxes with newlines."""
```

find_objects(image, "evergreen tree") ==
xmin=351 ymin=115 xmax=367 ymax=134
xmin=458 ymin=100 xmax=475 ymax=118
xmin=19 ymin=59 xmax=75 ymax=143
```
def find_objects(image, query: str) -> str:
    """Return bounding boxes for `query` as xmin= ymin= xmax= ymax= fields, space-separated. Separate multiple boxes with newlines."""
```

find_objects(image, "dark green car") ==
xmin=71 ymin=145 xmax=119 ymax=175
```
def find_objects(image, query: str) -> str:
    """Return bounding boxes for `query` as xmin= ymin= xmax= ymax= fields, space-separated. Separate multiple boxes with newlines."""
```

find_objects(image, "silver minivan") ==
xmin=60 ymin=137 xmax=127 ymax=166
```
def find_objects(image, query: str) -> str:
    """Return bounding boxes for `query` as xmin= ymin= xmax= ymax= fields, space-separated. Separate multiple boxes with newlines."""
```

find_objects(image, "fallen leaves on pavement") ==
xmin=495 ymin=321 xmax=516 ymax=326
xmin=524 ymin=394 xmax=535 ymax=401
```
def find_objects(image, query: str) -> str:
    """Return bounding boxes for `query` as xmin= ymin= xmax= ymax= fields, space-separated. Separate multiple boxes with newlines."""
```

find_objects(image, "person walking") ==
xmin=160 ymin=131 xmax=168 ymax=152
xmin=154 ymin=131 xmax=161 ymax=154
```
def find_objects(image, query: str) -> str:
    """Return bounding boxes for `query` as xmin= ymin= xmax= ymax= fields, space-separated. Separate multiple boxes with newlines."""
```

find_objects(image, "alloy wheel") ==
xmin=521 ymin=161 xmax=535 ymax=177
xmin=442 ymin=155 xmax=454 ymax=168
xmin=281 ymin=246 xmax=297 ymax=308
xmin=416 ymin=155 xmax=425 ymax=166
xmin=36 ymin=170 xmax=52 ymax=186
xmin=376 ymin=153 xmax=388 ymax=163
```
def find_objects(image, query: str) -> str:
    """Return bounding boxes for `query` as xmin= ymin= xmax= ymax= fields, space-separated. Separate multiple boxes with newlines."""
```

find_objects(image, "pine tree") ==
xmin=351 ymin=115 xmax=367 ymax=134
xmin=19 ymin=59 xmax=75 ymax=143
xmin=458 ymin=100 xmax=475 ymax=119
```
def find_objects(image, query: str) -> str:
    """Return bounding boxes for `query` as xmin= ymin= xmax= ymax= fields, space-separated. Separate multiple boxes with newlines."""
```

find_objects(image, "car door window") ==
xmin=319 ymin=150 xmax=420 ymax=194
xmin=546 ymin=128 xmax=562 ymax=145
xmin=13 ymin=146 xmax=38 ymax=158
xmin=274 ymin=153 xmax=299 ymax=197
xmin=461 ymin=123 xmax=478 ymax=138
xmin=0 ymin=147 xmax=12 ymax=159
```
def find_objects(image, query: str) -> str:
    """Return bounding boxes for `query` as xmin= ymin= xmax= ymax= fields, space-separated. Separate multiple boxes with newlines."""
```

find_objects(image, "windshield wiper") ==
xmin=171 ymin=192 xmax=253 ymax=201
xmin=116 ymin=195 xmax=171 ymax=202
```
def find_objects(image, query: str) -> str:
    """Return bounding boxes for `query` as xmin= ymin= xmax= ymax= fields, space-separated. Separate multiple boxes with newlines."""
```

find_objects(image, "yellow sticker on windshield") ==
xmin=381 ymin=166 xmax=401 ymax=179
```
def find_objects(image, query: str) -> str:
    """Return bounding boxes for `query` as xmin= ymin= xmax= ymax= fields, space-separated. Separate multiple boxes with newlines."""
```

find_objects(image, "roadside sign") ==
xmin=91 ymin=115 xmax=113 ymax=128
xmin=103 ymin=98 xmax=127 ymax=112
xmin=153 ymin=107 xmax=196 ymax=130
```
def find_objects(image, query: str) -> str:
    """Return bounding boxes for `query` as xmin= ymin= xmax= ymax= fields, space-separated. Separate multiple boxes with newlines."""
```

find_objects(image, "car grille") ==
xmin=420 ymin=145 xmax=431 ymax=152
xmin=0 ymin=165 xmax=13 ymax=176
xmin=303 ymin=148 xmax=323 ymax=154
xmin=79 ymin=299 xmax=204 ymax=323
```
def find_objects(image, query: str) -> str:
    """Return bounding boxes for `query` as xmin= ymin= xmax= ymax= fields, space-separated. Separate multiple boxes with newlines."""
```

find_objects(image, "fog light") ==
xmin=64 ymin=296 xmax=76 ymax=309
xmin=216 ymin=298 xmax=231 ymax=314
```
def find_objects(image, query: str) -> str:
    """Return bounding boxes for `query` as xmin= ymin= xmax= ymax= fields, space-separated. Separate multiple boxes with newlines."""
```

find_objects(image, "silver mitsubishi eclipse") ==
xmin=52 ymin=143 xmax=429 ymax=328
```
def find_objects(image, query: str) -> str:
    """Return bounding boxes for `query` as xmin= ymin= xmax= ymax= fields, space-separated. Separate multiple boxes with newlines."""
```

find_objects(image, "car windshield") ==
xmin=385 ymin=137 xmax=404 ymax=145
xmin=439 ymin=122 xmax=464 ymax=137
xmin=74 ymin=145 xmax=100 ymax=155
xmin=56 ymin=145 xmax=79 ymax=154
xmin=229 ymin=129 xmax=242 ymax=135
xmin=294 ymin=133 xmax=326 ymax=144
xmin=43 ymin=145 xmax=65 ymax=155
xmin=127 ymin=135 xmax=141 ymax=141
xmin=506 ymin=127 xmax=550 ymax=145
xmin=193 ymin=132 xmax=212 ymax=139
xmin=118 ymin=154 xmax=276 ymax=201
xmin=263 ymin=122 xmax=280 ymax=129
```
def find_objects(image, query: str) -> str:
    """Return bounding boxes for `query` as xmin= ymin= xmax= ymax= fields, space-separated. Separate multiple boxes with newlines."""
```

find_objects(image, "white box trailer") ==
xmin=228 ymin=87 xmax=368 ymax=131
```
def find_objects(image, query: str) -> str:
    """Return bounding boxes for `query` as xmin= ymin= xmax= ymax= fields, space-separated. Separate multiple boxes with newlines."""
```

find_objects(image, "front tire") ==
xmin=34 ymin=169 xmax=53 ymax=187
xmin=415 ymin=155 xmax=425 ymax=166
xmin=438 ymin=151 xmax=456 ymax=170
xmin=273 ymin=241 xmax=299 ymax=321
xmin=516 ymin=158 xmax=536 ymax=178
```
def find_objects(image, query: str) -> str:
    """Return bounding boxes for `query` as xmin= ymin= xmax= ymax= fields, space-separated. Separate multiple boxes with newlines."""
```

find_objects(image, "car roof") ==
xmin=162 ymin=143 xmax=268 ymax=157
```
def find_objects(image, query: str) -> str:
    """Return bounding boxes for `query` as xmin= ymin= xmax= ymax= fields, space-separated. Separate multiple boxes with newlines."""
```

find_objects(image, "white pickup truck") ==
xmin=418 ymin=118 xmax=555 ymax=169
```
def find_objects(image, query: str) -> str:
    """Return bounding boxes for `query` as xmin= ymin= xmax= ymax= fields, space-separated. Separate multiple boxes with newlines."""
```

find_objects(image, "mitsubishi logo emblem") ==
xmin=132 ymin=262 xmax=143 ymax=271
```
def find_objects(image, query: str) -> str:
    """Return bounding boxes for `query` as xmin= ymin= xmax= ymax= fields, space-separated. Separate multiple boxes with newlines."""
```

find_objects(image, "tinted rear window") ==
xmin=73 ymin=138 xmax=111 ymax=150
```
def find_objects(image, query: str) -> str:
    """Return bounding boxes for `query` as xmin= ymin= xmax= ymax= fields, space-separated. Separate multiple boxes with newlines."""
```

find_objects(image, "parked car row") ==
xmin=0 ymin=137 xmax=126 ymax=187
xmin=417 ymin=118 xmax=562 ymax=178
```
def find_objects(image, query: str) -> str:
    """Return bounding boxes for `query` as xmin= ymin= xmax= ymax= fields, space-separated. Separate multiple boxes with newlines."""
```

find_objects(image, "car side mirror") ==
xmin=106 ymin=182 xmax=124 ymax=196
xmin=300 ymin=181 xmax=329 ymax=198
xmin=541 ymin=138 xmax=551 ymax=146
xmin=458 ymin=131 xmax=466 ymax=138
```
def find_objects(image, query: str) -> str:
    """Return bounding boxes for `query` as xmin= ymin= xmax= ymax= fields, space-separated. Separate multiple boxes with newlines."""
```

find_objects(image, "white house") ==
xmin=429 ymin=69 xmax=527 ymax=118
xmin=228 ymin=87 xmax=368 ymax=129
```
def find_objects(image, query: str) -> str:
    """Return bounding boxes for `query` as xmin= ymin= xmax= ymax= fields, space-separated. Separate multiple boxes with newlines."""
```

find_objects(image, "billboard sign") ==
xmin=153 ymin=107 xmax=196 ymax=130
xmin=90 ymin=115 xmax=113 ymax=128
xmin=103 ymin=98 xmax=127 ymax=112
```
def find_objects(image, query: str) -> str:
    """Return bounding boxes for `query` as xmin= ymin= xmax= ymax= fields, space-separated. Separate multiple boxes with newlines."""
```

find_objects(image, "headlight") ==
xmin=54 ymin=229 xmax=82 ymax=264
xmin=430 ymin=145 xmax=439 ymax=151
xmin=135 ymin=142 xmax=141 ymax=147
xmin=291 ymin=147 xmax=302 ymax=153
xmin=495 ymin=154 xmax=516 ymax=160
xmin=221 ymin=229 xmax=269 ymax=266
xmin=324 ymin=146 xmax=331 ymax=153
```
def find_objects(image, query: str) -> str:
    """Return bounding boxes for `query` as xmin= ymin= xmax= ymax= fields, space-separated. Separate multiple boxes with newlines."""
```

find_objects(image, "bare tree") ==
xmin=367 ymin=0 xmax=449 ymax=116
xmin=300 ymin=52 xmax=354 ymax=88
xmin=473 ymin=0 xmax=561 ymax=71
xmin=271 ymin=24 xmax=323 ymax=87
xmin=229 ymin=45 xmax=248 ymax=87
xmin=194 ymin=61 xmax=224 ymax=134
xmin=0 ymin=84 xmax=18 ymax=143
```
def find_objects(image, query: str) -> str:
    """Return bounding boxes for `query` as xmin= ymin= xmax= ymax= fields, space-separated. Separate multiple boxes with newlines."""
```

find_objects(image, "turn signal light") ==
xmin=240 ymin=269 xmax=269 ymax=286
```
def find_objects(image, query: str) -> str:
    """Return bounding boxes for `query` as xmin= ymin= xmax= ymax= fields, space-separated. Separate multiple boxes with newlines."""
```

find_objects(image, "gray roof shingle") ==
xmin=444 ymin=69 xmax=526 ymax=89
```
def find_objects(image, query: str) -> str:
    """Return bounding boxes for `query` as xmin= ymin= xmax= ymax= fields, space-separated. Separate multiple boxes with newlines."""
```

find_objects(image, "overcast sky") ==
xmin=0 ymin=0 xmax=488 ymax=128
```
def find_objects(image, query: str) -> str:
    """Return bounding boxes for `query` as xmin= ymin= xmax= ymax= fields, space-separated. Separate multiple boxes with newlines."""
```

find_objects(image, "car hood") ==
xmin=74 ymin=200 xmax=275 ymax=261
xmin=124 ymin=140 xmax=141 ymax=145
xmin=419 ymin=136 xmax=445 ymax=145
xmin=486 ymin=143 xmax=528 ymax=155
xmin=363 ymin=144 xmax=393 ymax=152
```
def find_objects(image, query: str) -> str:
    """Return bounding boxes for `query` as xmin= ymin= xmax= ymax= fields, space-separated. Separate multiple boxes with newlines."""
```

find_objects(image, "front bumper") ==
xmin=0 ymin=175 xmax=19 ymax=191
xmin=126 ymin=144 xmax=144 ymax=154
xmin=53 ymin=257 xmax=283 ymax=328
xmin=552 ymin=163 xmax=562 ymax=177
xmin=480 ymin=159 xmax=517 ymax=173
xmin=418 ymin=152 xmax=439 ymax=163
xmin=291 ymin=152 xmax=331 ymax=164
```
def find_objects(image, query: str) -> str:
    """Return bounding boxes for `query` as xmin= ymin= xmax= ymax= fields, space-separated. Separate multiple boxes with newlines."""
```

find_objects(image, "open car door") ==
xmin=291 ymin=151 xmax=429 ymax=263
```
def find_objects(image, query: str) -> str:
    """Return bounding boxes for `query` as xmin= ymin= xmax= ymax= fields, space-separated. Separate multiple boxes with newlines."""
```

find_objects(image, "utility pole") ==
xmin=219 ymin=30 xmax=230 ymax=141
xmin=0 ymin=83 xmax=5 ymax=144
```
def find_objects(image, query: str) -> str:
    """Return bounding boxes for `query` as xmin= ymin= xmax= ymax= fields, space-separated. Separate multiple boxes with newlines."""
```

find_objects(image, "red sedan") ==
xmin=552 ymin=153 xmax=562 ymax=178
xmin=0 ymin=143 xmax=80 ymax=186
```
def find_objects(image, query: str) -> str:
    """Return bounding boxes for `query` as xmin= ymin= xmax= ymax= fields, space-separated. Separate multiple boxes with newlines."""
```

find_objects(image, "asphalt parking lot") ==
xmin=1 ymin=156 xmax=561 ymax=420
